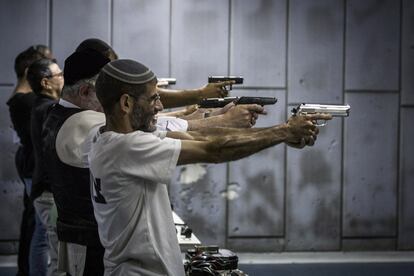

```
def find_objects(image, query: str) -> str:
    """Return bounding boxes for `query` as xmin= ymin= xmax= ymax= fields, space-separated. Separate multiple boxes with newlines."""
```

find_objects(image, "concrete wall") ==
xmin=0 ymin=0 xmax=412 ymax=252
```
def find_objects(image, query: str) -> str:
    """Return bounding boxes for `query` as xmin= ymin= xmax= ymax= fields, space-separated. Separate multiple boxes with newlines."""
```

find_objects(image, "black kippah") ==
xmin=76 ymin=38 xmax=111 ymax=55
xmin=64 ymin=49 xmax=110 ymax=85
xmin=101 ymin=59 xmax=156 ymax=84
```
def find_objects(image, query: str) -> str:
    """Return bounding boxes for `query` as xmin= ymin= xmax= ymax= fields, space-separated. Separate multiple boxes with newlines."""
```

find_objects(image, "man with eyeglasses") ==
xmin=89 ymin=59 xmax=331 ymax=275
xmin=27 ymin=58 xmax=64 ymax=276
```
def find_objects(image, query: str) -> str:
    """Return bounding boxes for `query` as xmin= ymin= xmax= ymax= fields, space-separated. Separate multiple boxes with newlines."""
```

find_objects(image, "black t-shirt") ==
xmin=6 ymin=92 xmax=36 ymax=178
xmin=30 ymin=94 xmax=57 ymax=200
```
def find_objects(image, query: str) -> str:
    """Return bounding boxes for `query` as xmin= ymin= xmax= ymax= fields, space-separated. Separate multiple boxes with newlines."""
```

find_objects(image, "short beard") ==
xmin=130 ymin=102 xmax=156 ymax=132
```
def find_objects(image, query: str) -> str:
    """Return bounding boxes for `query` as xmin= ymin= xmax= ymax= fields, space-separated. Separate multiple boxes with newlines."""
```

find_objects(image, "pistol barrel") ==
xmin=295 ymin=104 xmax=350 ymax=117
xmin=157 ymin=78 xmax=177 ymax=86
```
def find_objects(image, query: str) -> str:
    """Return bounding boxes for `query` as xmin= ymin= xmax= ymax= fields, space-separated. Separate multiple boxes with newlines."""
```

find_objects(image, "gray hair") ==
xmin=61 ymin=74 xmax=98 ymax=99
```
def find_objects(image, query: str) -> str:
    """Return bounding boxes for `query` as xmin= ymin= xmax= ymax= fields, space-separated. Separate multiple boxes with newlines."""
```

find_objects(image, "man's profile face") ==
xmin=46 ymin=63 xmax=64 ymax=95
xmin=130 ymin=80 xmax=163 ymax=132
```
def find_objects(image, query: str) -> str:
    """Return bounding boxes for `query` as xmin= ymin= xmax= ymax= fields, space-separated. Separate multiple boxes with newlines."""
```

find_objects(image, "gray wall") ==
xmin=0 ymin=0 xmax=412 ymax=253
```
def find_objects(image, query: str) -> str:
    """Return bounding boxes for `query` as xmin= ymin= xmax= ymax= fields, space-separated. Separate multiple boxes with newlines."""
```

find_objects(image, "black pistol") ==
xmin=208 ymin=76 xmax=243 ymax=84
xmin=199 ymin=96 xmax=277 ymax=108
xmin=208 ymin=76 xmax=243 ymax=90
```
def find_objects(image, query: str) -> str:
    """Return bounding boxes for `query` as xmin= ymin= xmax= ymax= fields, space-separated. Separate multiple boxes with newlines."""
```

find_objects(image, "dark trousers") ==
xmin=83 ymin=244 xmax=105 ymax=276
xmin=16 ymin=188 xmax=35 ymax=276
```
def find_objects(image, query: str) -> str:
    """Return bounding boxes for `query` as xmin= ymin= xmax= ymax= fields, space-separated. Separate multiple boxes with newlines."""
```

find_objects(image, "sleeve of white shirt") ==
xmin=120 ymin=131 xmax=181 ymax=184
xmin=156 ymin=116 xmax=188 ymax=131
xmin=56 ymin=110 xmax=105 ymax=168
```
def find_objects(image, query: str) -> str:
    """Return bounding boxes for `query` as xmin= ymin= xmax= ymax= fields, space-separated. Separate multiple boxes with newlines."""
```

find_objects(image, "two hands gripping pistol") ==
xmin=292 ymin=104 xmax=351 ymax=126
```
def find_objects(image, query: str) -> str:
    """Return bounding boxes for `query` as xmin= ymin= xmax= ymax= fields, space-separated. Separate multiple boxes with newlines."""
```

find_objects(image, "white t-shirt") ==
xmin=88 ymin=129 xmax=184 ymax=276
xmin=156 ymin=116 xmax=188 ymax=131
xmin=56 ymin=111 xmax=186 ymax=168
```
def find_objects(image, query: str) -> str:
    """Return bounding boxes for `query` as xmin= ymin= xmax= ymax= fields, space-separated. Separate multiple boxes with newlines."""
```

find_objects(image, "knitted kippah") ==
xmin=101 ymin=59 xmax=156 ymax=84
xmin=64 ymin=49 xmax=110 ymax=85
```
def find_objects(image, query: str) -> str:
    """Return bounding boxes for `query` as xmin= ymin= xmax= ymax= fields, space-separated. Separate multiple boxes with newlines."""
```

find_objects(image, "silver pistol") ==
xmin=157 ymin=78 xmax=177 ymax=87
xmin=292 ymin=103 xmax=350 ymax=126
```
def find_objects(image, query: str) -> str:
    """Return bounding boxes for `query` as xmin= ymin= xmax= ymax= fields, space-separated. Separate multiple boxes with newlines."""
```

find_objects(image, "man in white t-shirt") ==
xmin=89 ymin=59 xmax=332 ymax=275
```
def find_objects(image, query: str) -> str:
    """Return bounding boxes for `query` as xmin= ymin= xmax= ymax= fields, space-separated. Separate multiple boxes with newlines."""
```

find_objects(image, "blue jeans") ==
xmin=26 ymin=180 xmax=49 ymax=276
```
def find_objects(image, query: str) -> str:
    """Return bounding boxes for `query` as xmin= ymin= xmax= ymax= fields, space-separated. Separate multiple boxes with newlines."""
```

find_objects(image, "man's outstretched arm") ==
xmin=158 ymin=80 xmax=233 ymax=108
xmin=168 ymin=113 xmax=332 ymax=165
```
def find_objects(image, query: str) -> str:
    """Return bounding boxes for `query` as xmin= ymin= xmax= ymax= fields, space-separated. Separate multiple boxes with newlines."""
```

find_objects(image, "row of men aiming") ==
xmin=7 ymin=39 xmax=330 ymax=276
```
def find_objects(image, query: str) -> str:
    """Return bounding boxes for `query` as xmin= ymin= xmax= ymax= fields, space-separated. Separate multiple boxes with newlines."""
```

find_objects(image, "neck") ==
xmin=41 ymin=90 xmax=59 ymax=100
xmin=105 ymin=113 xmax=133 ymax=134
xmin=13 ymin=79 xmax=32 ymax=94
xmin=61 ymin=94 xmax=80 ymax=107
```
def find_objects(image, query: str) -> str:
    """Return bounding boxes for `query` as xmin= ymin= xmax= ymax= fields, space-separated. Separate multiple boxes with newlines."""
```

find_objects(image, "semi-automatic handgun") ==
xmin=208 ymin=76 xmax=243 ymax=90
xmin=292 ymin=103 xmax=350 ymax=126
xmin=199 ymin=96 xmax=277 ymax=108
xmin=208 ymin=76 xmax=243 ymax=84
xmin=157 ymin=78 xmax=177 ymax=87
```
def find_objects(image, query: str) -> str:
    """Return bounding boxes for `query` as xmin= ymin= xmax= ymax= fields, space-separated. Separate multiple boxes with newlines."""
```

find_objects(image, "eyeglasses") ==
xmin=124 ymin=92 xmax=160 ymax=104
xmin=47 ymin=71 xmax=63 ymax=79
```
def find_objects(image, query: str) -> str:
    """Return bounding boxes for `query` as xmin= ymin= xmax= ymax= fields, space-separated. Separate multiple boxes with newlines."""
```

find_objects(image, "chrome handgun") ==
xmin=292 ymin=103 xmax=350 ymax=126
xmin=157 ymin=78 xmax=177 ymax=87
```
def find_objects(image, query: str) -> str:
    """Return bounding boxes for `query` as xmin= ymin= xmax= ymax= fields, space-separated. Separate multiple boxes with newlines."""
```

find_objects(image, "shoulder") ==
xmin=7 ymin=92 xmax=36 ymax=107
xmin=32 ymin=96 xmax=56 ymax=116
xmin=124 ymin=130 xmax=172 ymax=145
xmin=96 ymin=131 xmax=178 ymax=153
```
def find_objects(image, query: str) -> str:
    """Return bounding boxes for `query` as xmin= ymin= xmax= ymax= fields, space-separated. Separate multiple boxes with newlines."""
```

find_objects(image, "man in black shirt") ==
xmin=6 ymin=45 xmax=53 ymax=276
xmin=27 ymin=58 xmax=64 ymax=276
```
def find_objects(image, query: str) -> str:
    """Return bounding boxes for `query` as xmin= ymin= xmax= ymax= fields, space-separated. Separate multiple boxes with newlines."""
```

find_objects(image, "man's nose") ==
xmin=155 ymin=99 xmax=163 ymax=112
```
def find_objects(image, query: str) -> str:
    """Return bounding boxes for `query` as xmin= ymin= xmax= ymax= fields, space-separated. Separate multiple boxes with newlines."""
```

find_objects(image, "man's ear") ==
xmin=118 ymin=94 xmax=133 ymax=114
xmin=78 ymin=84 xmax=90 ymax=99
xmin=40 ymin=78 xmax=49 ymax=90
xmin=23 ymin=67 xmax=29 ymax=78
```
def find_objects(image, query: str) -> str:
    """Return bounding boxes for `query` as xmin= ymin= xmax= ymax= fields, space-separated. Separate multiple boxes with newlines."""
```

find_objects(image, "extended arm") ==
xmin=168 ymin=113 xmax=332 ymax=165
xmin=186 ymin=103 xmax=265 ymax=129
xmin=157 ymin=81 xmax=233 ymax=108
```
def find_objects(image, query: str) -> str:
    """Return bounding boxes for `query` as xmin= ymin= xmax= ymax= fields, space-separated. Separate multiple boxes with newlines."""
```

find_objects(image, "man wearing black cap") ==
xmin=75 ymin=37 xmax=233 ymax=109
xmin=41 ymin=49 xmax=110 ymax=275
xmin=90 ymin=59 xmax=331 ymax=275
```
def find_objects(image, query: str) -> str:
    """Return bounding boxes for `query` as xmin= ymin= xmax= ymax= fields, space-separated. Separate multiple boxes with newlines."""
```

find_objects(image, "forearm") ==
xmin=188 ymin=126 xmax=265 ymax=136
xmin=158 ymin=109 xmax=189 ymax=118
xmin=209 ymin=125 xmax=288 ymax=162
xmin=167 ymin=130 xmax=208 ymax=141
xmin=178 ymin=125 xmax=289 ymax=165
xmin=158 ymin=88 xmax=202 ymax=108
xmin=187 ymin=115 xmax=229 ymax=130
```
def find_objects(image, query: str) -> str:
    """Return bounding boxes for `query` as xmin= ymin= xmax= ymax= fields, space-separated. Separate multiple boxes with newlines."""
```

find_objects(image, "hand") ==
xmin=181 ymin=107 xmax=207 ymax=120
xmin=221 ymin=103 xmax=267 ymax=128
xmin=286 ymin=139 xmax=306 ymax=149
xmin=198 ymin=81 xmax=235 ymax=98
xmin=285 ymin=113 xmax=331 ymax=146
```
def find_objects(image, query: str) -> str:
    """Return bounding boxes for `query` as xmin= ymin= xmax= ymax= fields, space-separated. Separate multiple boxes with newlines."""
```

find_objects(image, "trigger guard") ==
xmin=315 ymin=120 xmax=327 ymax=127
